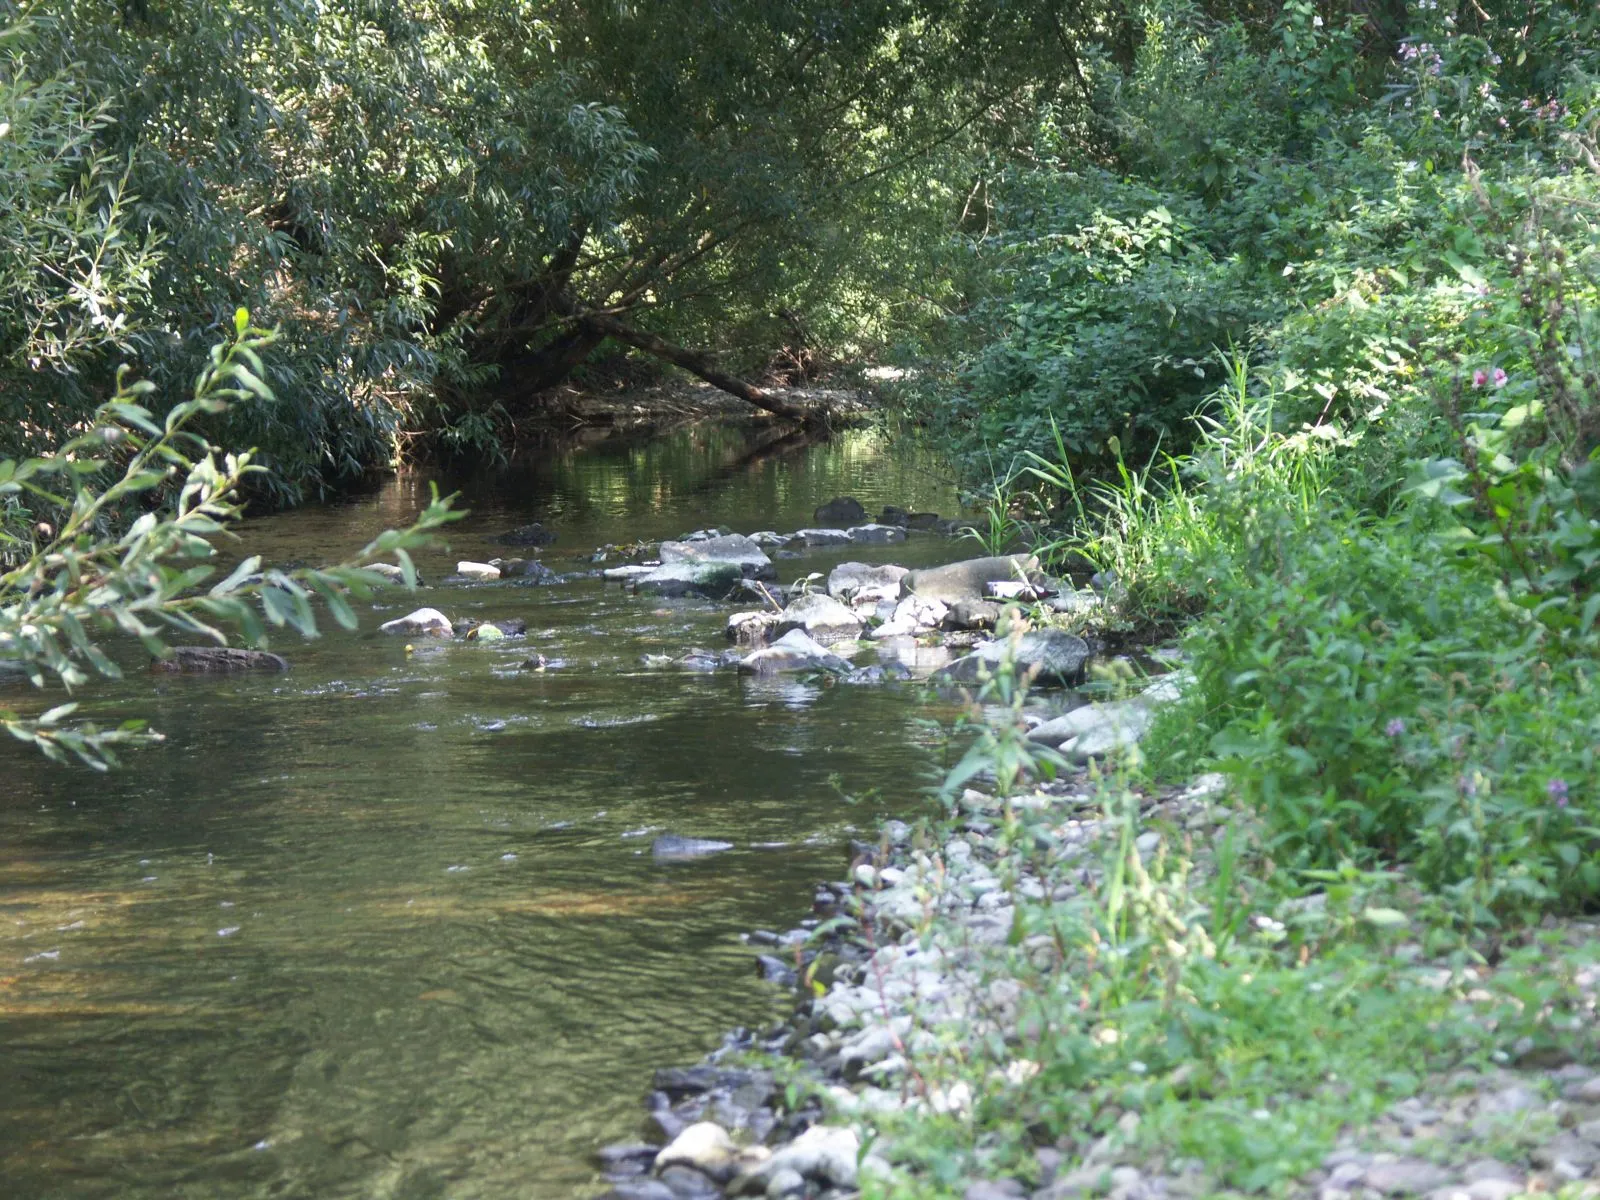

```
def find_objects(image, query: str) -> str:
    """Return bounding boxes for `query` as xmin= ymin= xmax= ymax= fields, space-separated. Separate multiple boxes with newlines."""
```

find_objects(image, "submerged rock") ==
xmin=845 ymin=523 xmax=906 ymax=545
xmin=379 ymin=607 xmax=453 ymax=636
xmin=151 ymin=646 xmax=289 ymax=673
xmin=902 ymin=555 xmax=1040 ymax=604
xmin=658 ymin=533 xmax=775 ymax=581
xmin=938 ymin=629 xmax=1091 ymax=688
xmin=496 ymin=558 xmax=558 ymax=583
xmin=813 ymin=496 xmax=868 ymax=526
xmin=774 ymin=592 xmax=864 ymax=643
xmin=653 ymin=836 xmax=735 ymax=860
xmin=738 ymin=629 xmax=853 ymax=675
xmin=496 ymin=522 xmax=557 ymax=546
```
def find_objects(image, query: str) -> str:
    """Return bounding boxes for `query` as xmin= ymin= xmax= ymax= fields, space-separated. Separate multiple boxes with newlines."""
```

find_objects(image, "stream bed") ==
xmin=0 ymin=422 xmax=970 ymax=1200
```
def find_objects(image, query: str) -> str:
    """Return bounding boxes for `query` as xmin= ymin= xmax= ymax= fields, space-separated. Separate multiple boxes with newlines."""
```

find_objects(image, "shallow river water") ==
xmin=0 ymin=422 xmax=969 ymax=1200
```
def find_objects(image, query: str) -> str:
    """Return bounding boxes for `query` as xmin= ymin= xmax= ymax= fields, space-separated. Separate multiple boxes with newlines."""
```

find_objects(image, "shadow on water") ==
xmin=0 ymin=422 xmax=968 ymax=1200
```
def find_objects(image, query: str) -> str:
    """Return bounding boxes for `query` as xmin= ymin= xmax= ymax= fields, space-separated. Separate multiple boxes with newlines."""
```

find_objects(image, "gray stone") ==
xmin=945 ymin=599 xmax=1003 ymax=630
xmin=599 ymin=1143 xmax=662 ymax=1176
xmin=846 ymin=523 xmax=906 ymax=544
xmin=600 ymin=1182 xmax=676 ymax=1200
xmin=939 ymin=629 xmax=1091 ymax=688
xmin=775 ymin=592 xmax=864 ymax=643
xmin=1461 ymin=1161 xmax=1519 ymax=1184
xmin=632 ymin=562 xmax=745 ymax=600
xmin=901 ymin=554 xmax=1039 ymax=603
xmin=765 ymin=1167 xmax=805 ymax=1197
xmin=659 ymin=1165 xmax=723 ymax=1197
xmin=814 ymin=496 xmax=869 ymax=526
xmin=654 ymin=1122 xmax=737 ymax=1177
xmin=1533 ymin=1134 xmax=1600 ymax=1170
xmin=738 ymin=629 xmax=853 ymax=675
xmin=827 ymin=561 xmax=909 ymax=601
xmin=870 ymin=593 xmax=949 ymax=638
xmin=1464 ymin=1182 xmax=1523 ymax=1200
xmin=1364 ymin=1159 xmax=1454 ymax=1195
xmin=364 ymin=562 xmax=421 ymax=587
xmin=652 ymin=836 xmax=735 ymax=861
xmin=727 ymin=611 xmax=782 ymax=644
xmin=787 ymin=528 xmax=852 ymax=548
xmin=455 ymin=559 xmax=501 ymax=581
xmin=966 ymin=1182 xmax=1028 ymax=1200
xmin=659 ymin=534 xmax=775 ymax=581
xmin=729 ymin=1125 xmax=859 ymax=1193
xmin=603 ymin=564 xmax=659 ymax=582
xmin=150 ymin=646 xmax=290 ymax=673
xmin=496 ymin=557 xmax=557 ymax=583
xmin=379 ymin=607 xmax=453 ymax=636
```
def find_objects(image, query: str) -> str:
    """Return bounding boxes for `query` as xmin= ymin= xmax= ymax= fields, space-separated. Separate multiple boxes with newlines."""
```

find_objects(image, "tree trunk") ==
xmin=508 ymin=326 xmax=608 ymax=394
xmin=578 ymin=312 xmax=815 ymax=425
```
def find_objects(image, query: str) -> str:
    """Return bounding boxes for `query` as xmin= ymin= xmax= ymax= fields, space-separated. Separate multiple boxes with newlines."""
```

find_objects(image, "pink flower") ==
xmin=1472 ymin=369 xmax=1488 ymax=388
xmin=1492 ymin=368 xmax=1507 ymax=387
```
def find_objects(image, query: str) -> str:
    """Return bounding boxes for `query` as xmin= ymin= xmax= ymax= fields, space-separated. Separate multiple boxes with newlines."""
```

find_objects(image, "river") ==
xmin=0 ymin=421 xmax=969 ymax=1199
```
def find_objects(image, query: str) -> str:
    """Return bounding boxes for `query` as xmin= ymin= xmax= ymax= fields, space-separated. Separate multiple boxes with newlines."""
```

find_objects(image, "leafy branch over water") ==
xmin=0 ymin=311 xmax=462 ymax=769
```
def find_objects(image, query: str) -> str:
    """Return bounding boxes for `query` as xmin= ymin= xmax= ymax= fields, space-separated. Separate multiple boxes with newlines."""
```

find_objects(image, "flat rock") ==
xmin=846 ymin=523 xmax=906 ymax=544
xmin=151 ymin=646 xmax=290 ymax=673
xmin=775 ymin=593 xmax=864 ymax=643
xmin=1365 ymin=1160 xmax=1455 ymax=1195
xmin=945 ymin=599 xmax=1002 ymax=630
xmin=902 ymin=555 xmax=1040 ymax=604
xmin=939 ymin=629 xmax=1090 ymax=688
xmin=659 ymin=534 xmax=775 ymax=581
xmin=632 ymin=562 xmax=745 ymax=601
xmin=814 ymin=496 xmax=868 ymax=526
xmin=456 ymin=560 xmax=501 ymax=581
xmin=786 ymin=528 xmax=852 ymax=548
xmin=379 ymin=607 xmax=453 ymax=636
xmin=738 ymin=629 xmax=853 ymax=675
xmin=652 ymin=836 xmax=735 ymax=861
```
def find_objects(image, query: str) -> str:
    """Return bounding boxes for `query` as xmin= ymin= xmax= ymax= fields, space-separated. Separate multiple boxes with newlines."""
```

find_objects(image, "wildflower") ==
xmin=1385 ymin=718 xmax=1406 ymax=737
xmin=1472 ymin=368 xmax=1488 ymax=388
xmin=1489 ymin=53 xmax=1502 ymax=65
xmin=1548 ymin=778 xmax=1570 ymax=808
xmin=1312 ymin=14 xmax=1323 ymax=26
xmin=1478 ymin=81 xmax=1492 ymax=99
xmin=1498 ymin=117 xmax=1509 ymax=129
xmin=1492 ymin=367 xmax=1507 ymax=387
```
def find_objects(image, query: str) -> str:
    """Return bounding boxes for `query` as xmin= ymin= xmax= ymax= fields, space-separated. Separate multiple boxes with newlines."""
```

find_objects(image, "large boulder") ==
xmin=151 ymin=646 xmax=289 ymax=673
xmin=827 ymin=561 xmax=909 ymax=603
xmin=632 ymin=562 xmax=745 ymax=600
xmin=901 ymin=555 xmax=1040 ymax=604
xmin=938 ymin=629 xmax=1091 ymax=687
xmin=379 ymin=607 xmax=453 ymax=636
xmin=738 ymin=629 xmax=853 ymax=675
xmin=658 ymin=533 xmax=775 ymax=581
xmin=774 ymin=592 xmax=864 ymax=643
xmin=813 ymin=496 xmax=868 ymax=526
xmin=495 ymin=522 xmax=557 ymax=546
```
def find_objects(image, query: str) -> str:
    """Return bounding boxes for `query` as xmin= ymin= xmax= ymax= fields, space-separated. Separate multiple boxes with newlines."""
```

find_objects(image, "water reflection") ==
xmin=0 ymin=422 xmax=965 ymax=1199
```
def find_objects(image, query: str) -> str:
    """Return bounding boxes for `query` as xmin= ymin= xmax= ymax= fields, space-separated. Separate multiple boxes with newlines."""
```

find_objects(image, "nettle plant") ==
xmin=0 ymin=312 xmax=460 ymax=768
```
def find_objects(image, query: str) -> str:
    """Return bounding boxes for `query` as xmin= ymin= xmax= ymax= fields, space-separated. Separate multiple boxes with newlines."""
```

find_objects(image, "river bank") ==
xmin=592 ymin=652 xmax=1600 ymax=1200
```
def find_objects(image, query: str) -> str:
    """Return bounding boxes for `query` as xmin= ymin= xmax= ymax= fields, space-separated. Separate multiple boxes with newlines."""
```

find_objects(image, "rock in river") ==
xmin=379 ymin=607 xmax=453 ymax=637
xmin=785 ymin=528 xmax=852 ymax=549
xmin=813 ymin=496 xmax=868 ymax=526
xmin=456 ymin=560 xmax=501 ymax=581
xmin=364 ymin=562 xmax=422 ymax=587
xmin=845 ymin=523 xmax=906 ymax=544
xmin=738 ymin=629 xmax=853 ymax=675
xmin=653 ymin=836 xmax=735 ymax=860
xmin=774 ymin=592 xmax=864 ymax=643
xmin=632 ymin=562 xmax=745 ymax=601
xmin=938 ymin=629 xmax=1091 ymax=687
xmin=151 ymin=646 xmax=289 ymax=673
xmin=827 ymin=562 xmax=908 ymax=603
xmin=902 ymin=555 xmax=1040 ymax=604
xmin=658 ymin=533 xmax=775 ymax=581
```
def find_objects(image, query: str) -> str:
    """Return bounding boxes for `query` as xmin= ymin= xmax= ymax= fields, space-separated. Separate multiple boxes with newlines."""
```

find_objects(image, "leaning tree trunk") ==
xmin=577 ymin=312 xmax=816 ymax=425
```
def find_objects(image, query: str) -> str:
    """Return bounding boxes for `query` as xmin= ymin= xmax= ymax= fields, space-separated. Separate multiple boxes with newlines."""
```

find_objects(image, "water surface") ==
xmin=0 ymin=422 xmax=969 ymax=1199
